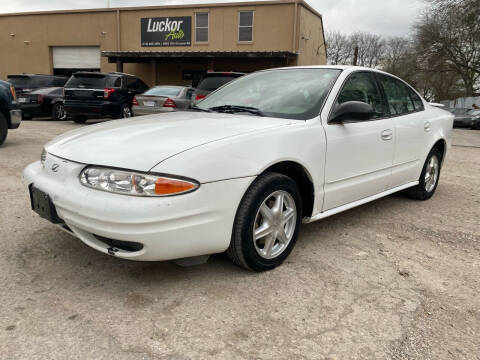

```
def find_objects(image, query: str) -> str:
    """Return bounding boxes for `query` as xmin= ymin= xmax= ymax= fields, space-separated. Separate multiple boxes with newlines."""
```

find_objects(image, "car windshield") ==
xmin=144 ymin=87 xmax=182 ymax=97
xmin=196 ymin=68 xmax=342 ymax=120
xmin=197 ymin=76 xmax=241 ymax=91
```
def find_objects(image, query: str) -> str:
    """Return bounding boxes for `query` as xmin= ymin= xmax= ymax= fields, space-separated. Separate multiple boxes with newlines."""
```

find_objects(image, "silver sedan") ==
xmin=132 ymin=86 xmax=194 ymax=116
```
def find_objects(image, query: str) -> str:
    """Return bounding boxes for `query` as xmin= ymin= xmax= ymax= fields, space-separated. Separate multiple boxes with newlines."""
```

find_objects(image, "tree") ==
xmin=415 ymin=0 xmax=480 ymax=96
xmin=325 ymin=30 xmax=353 ymax=65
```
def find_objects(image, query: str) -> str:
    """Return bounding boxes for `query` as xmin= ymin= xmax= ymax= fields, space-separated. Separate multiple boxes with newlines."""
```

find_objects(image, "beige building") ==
xmin=0 ymin=0 xmax=326 ymax=86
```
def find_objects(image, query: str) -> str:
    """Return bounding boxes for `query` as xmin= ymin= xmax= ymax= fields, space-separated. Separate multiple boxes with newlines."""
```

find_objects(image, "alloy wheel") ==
xmin=253 ymin=190 xmax=297 ymax=259
xmin=55 ymin=104 xmax=67 ymax=120
xmin=424 ymin=155 xmax=439 ymax=192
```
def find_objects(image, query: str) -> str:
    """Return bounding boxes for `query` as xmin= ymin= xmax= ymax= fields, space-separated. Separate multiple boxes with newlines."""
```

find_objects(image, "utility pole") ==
xmin=353 ymin=46 xmax=358 ymax=66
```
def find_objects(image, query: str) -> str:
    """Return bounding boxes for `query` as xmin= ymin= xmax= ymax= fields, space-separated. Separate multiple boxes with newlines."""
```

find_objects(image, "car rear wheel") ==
xmin=0 ymin=112 xmax=8 ymax=146
xmin=52 ymin=103 xmax=67 ymax=121
xmin=404 ymin=147 xmax=442 ymax=200
xmin=227 ymin=172 xmax=302 ymax=271
xmin=118 ymin=104 xmax=132 ymax=119
xmin=72 ymin=116 xmax=87 ymax=124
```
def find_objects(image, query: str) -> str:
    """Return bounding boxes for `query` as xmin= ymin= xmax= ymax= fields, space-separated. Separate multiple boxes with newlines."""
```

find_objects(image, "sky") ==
xmin=0 ymin=0 xmax=427 ymax=37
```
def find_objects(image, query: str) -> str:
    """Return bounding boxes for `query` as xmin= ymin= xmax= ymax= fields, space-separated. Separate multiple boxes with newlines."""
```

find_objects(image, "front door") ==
xmin=323 ymin=71 xmax=395 ymax=211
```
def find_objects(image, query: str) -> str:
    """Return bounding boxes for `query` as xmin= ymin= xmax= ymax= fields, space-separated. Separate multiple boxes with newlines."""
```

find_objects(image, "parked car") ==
xmin=0 ymin=80 xmax=22 ymax=146
xmin=63 ymin=72 xmax=148 ymax=123
xmin=132 ymin=86 xmax=194 ymax=116
xmin=7 ymin=74 xmax=67 ymax=96
xmin=191 ymin=72 xmax=245 ymax=104
xmin=467 ymin=109 xmax=480 ymax=130
xmin=17 ymin=87 xmax=67 ymax=121
xmin=24 ymin=66 xmax=453 ymax=271
xmin=447 ymin=108 xmax=477 ymax=128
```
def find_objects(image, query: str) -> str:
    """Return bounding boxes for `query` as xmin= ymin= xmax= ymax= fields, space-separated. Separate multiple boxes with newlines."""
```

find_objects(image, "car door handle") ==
xmin=381 ymin=129 xmax=393 ymax=141
xmin=424 ymin=121 xmax=431 ymax=132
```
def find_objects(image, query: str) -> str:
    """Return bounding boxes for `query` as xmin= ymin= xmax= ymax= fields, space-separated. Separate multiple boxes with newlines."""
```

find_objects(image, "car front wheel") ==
xmin=227 ymin=172 xmax=302 ymax=271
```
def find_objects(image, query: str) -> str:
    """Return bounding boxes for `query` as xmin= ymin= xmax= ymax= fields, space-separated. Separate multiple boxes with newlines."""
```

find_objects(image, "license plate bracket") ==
xmin=29 ymin=185 xmax=63 ymax=224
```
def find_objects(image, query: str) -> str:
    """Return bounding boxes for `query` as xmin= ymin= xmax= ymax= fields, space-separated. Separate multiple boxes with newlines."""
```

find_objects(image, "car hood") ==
xmin=46 ymin=111 xmax=292 ymax=172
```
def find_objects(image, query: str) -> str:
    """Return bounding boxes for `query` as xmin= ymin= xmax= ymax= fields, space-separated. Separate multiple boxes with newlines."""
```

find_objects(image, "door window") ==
xmin=378 ymin=75 xmax=415 ymax=115
xmin=337 ymin=72 xmax=386 ymax=118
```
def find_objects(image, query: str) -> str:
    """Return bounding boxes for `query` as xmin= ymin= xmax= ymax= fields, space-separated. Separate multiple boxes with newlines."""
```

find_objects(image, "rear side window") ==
xmin=337 ymin=72 xmax=386 ymax=118
xmin=378 ymin=75 xmax=415 ymax=115
xmin=407 ymin=88 xmax=424 ymax=111
xmin=66 ymin=74 xmax=107 ymax=88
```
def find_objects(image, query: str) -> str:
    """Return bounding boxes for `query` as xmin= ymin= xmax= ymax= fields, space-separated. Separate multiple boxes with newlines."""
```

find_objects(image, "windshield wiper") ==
xmin=208 ymin=105 xmax=264 ymax=117
xmin=191 ymin=105 xmax=212 ymax=112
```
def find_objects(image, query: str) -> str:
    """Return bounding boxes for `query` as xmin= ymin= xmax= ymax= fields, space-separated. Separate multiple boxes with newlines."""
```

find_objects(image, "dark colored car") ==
xmin=17 ymin=87 xmax=67 ymax=121
xmin=0 ymin=80 xmax=22 ymax=146
xmin=191 ymin=72 xmax=245 ymax=104
xmin=7 ymin=74 xmax=68 ymax=96
xmin=447 ymin=108 xmax=478 ymax=128
xmin=64 ymin=72 xmax=149 ymax=123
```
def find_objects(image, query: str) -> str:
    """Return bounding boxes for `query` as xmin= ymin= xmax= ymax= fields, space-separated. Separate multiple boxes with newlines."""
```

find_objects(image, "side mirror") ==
xmin=329 ymin=101 xmax=375 ymax=124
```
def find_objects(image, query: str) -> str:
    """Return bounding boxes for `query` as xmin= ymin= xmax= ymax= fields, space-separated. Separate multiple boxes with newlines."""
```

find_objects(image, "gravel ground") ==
xmin=0 ymin=120 xmax=479 ymax=360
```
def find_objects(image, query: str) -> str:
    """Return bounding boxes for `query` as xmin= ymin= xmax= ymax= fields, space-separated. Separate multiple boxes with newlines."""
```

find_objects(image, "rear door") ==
xmin=64 ymin=73 xmax=108 ymax=103
xmin=376 ymin=74 xmax=426 ymax=187
xmin=323 ymin=71 xmax=395 ymax=210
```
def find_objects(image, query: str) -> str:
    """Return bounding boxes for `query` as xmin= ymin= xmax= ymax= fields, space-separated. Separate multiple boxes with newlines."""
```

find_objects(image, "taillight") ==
xmin=132 ymin=96 xmax=139 ymax=106
xmin=195 ymin=94 xmax=206 ymax=101
xmin=163 ymin=98 xmax=177 ymax=108
xmin=37 ymin=95 xmax=44 ymax=104
xmin=104 ymin=88 xmax=115 ymax=99
xmin=10 ymin=86 xmax=16 ymax=100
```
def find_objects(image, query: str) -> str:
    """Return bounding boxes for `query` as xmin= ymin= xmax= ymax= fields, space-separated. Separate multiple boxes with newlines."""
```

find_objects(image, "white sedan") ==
xmin=23 ymin=66 xmax=453 ymax=271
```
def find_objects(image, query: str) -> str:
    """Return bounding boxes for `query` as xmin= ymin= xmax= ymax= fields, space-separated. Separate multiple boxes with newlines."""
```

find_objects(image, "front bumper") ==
xmin=23 ymin=155 xmax=253 ymax=261
xmin=9 ymin=109 xmax=22 ymax=129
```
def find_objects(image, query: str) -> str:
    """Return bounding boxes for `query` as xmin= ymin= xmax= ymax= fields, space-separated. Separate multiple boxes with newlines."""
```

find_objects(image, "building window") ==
xmin=195 ymin=12 xmax=209 ymax=42
xmin=238 ymin=11 xmax=253 ymax=42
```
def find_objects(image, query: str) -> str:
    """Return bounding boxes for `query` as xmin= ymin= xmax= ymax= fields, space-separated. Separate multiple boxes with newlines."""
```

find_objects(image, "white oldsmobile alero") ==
xmin=23 ymin=66 xmax=454 ymax=271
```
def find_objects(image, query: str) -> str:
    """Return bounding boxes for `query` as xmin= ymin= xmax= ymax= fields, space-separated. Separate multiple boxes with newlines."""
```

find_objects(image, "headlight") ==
xmin=40 ymin=149 xmax=47 ymax=167
xmin=79 ymin=166 xmax=199 ymax=197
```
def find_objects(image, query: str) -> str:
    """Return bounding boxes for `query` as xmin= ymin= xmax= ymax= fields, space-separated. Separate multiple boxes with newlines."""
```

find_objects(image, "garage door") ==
xmin=52 ymin=46 xmax=100 ymax=69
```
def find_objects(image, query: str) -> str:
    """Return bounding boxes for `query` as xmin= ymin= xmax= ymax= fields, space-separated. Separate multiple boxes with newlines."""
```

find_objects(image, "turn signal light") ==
xmin=195 ymin=94 xmax=206 ymax=101
xmin=104 ymin=88 xmax=116 ymax=99
xmin=37 ymin=95 xmax=44 ymax=104
xmin=132 ymin=96 xmax=139 ymax=106
xmin=163 ymin=98 xmax=177 ymax=108
xmin=155 ymin=178 xmax=196 ymax=195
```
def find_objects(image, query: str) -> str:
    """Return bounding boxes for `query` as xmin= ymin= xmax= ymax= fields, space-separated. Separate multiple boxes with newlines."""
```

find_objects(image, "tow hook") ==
xmin=107 ymin=247 xmax=119 ymax=256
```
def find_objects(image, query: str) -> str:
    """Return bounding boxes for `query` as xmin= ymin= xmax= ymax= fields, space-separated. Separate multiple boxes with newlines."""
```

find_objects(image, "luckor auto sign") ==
xmin=141 ymin=17 xmax=192 ymax=47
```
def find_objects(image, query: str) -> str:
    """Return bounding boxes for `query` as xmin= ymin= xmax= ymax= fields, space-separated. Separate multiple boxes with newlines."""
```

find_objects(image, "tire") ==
xmin=227 ymin=172 xmax=303 ymax=271
xmin=404 ymin=147 xmax=442 ymax=200
xmin=72 ymin=116 xmax=87 ymax=124
xmin=117 ymin=103 xmax=132 ymax=119
xmin=51 ymin=102 xmax=67 ymax=121
xmin=0 ymin=111 xmax=8 ymax=146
